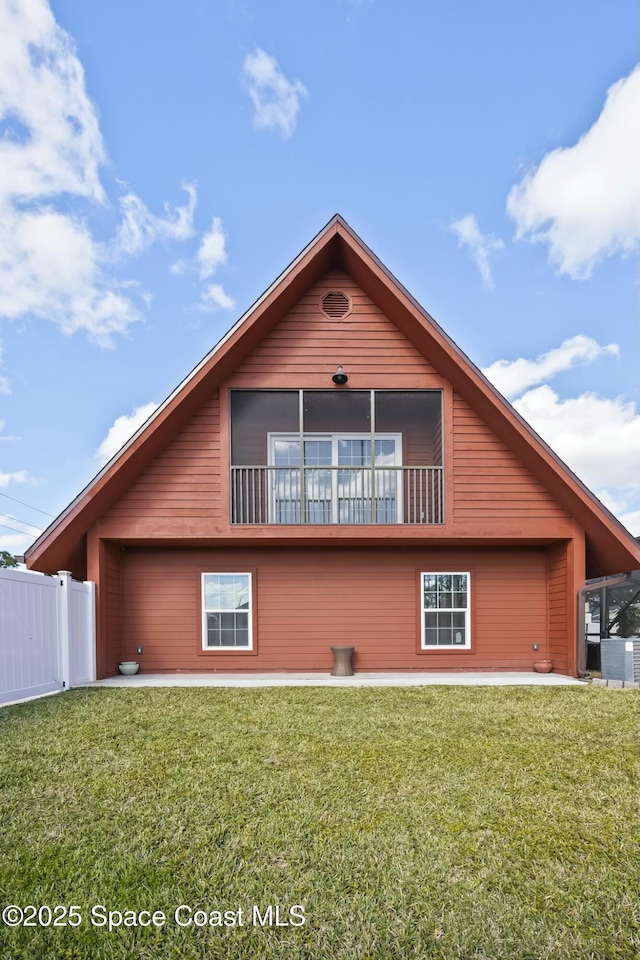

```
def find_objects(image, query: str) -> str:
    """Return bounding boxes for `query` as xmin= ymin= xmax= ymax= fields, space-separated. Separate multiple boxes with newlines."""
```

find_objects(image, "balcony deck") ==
xmin=230 ymin=465 xmax=443 ymax=525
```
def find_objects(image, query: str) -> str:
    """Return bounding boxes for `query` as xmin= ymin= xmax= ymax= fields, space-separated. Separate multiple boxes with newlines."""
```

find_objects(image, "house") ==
xmin=25 ymin=216 xmax=640 ymax=678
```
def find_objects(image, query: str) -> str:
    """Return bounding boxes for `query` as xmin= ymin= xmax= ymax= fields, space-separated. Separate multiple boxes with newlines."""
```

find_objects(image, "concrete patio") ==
xmin=83 ymin=671 xmax=585 ymax=688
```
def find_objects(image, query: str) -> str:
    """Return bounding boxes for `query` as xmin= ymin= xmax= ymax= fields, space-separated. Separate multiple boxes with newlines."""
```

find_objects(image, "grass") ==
xmin=0 ymin=686 xmax=638 ymax=960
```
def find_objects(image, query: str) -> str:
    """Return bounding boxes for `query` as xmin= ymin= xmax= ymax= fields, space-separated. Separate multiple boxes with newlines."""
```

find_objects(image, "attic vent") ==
xmin=321 ymin=291 xmax=351 ymax=319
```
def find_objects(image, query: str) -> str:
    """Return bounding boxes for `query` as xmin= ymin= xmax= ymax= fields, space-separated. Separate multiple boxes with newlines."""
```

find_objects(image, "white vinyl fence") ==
xmin=0 ymin=569 xmax=95 ymax=706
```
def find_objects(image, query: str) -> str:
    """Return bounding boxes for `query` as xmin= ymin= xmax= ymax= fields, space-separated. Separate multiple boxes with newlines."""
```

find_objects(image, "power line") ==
xmin=0 ymin=512 xmax=44 ymax=531
xmin=0 ymin=521 xmax=42 ymax=536
xmin=0 ymin=511 xmax=46 ymax=532
xmin=0 ymin=491 xmax=54 ymax=517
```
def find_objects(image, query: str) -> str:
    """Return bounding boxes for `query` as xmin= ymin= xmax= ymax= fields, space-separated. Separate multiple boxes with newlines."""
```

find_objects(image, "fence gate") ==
xmin=0 ymin=569 xmax=96 ymax=706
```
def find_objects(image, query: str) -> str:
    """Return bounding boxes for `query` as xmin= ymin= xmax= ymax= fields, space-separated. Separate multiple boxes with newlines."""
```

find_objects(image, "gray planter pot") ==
xmin=118 ymin=662 xmax=140 ymax=676
xmin=331 ymin=646 xmax=355 ymax=677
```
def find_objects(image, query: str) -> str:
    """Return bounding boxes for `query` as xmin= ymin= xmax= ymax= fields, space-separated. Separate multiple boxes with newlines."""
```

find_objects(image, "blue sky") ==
xmin=1 ymin=0 xmax=638 ymax=555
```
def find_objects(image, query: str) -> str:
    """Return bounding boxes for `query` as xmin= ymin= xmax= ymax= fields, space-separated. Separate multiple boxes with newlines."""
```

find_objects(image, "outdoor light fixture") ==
xmin=332 ymin=364 xmax=349 ymax=385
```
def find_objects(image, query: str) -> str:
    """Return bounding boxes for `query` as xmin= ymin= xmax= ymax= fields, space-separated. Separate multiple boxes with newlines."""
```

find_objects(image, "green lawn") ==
xmin=0 ymin=687 xmax=638 ymax=960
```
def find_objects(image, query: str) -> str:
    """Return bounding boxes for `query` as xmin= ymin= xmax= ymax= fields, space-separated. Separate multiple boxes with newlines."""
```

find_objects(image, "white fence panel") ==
xmin=69 ymin=579 xmax=96 ymax=686
xmin=0 ymin=568 xmax=96 ymax=706
xmin=0 ymin=570 xmax=60 ymax=704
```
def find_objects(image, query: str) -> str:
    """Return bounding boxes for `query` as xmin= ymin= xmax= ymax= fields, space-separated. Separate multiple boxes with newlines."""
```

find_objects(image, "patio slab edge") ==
xmin=80 ymin=672 xmax=585 ymax=688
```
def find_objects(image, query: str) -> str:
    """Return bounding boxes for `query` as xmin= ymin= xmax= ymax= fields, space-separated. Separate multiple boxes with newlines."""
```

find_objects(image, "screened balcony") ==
xmin=230 ymin=389 xmax=444 ymax=525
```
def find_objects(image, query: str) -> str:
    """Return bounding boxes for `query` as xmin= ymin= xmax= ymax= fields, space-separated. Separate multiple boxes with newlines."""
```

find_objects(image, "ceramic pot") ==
xmin=533 ymin=659 xmax=553 ymax=674
xmin=118 ymin=661 xmax=140 ymax=676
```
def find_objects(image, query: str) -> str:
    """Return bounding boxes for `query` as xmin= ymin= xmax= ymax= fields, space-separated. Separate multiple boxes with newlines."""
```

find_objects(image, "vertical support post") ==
xmin=601 ymin=586 xmax=608 ymax=639
xmin=57 ymin=570 xmax=72 ymax=691
xmin=298 ymin=389 xmax=305 ymax=523
xmin=370 ymin=390 xmax=376 ymax=523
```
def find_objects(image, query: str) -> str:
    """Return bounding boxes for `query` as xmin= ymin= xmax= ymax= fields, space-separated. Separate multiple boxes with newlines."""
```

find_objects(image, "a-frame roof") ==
xmin=26 ymin=214 xmax=640 ymax=577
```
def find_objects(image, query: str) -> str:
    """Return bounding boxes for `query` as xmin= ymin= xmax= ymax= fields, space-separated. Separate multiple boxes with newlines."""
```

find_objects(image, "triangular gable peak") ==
xmin=26 ymin=215 xmax=640 ymax=577
xmin=231 ymin=267 xmax=441 ymax=387
xmin=103 ymin=268 xmax=566 ymax=536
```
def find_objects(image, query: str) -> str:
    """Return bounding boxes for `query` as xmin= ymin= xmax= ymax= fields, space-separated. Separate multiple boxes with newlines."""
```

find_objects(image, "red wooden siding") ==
xmin=99 ymin=274 xmax=573 ymax=537
xmin=229 ymin=271 xmax=442 ymax=388
xmin=103 ymin=393 xmax=221 ymax=526
xmin=101 ymin=541 xmax=123 ymax=678
xmin=547 ymin=542 xmax=569 ymax=673
xmin=452 ymin=393 xmax=569 ymax=521
xmin=119 ymin=546 xmax=548 ymax=673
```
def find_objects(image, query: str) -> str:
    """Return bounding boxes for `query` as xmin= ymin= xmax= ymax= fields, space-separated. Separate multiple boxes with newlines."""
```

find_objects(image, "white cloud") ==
xmin=0 ymin=2 xmax=197 ymax=346
xmin=201 ymin=284 xmax=235 ymax=311
xmin=165 ymin=213 xmax=234 ymax=310
xmin=507 ymin=65 xmax=640 ymax=278
xmin=0 ymin=470 xmax=30 ymax=488
xmin=197 ymin=217 xmax=228 ymax=279
xmin=0 ymin=204 xmax=141 ymax=345
xmin=0 ymin=0 xmax=105 ymax=206
xmin=95 ymin=402 xmax=159 ymax=463
xmin=114 ymin=184 xmax=197 ymax=257
xmin=482 ymin=335 xmax=619 ymax=399
xmin=483 ymin=337 xmax=640 ymax=534
xmin=513 ymin=385 xmax=640 ymax=533
xmin=242 ymin=48 xmax=308 ymax=138
xmin=450 ymin=214 xmax=504 ymax=288
xmin=595 ymin=490 xmax=640 ymax=539
xmin=0 ymin=0 xmax=143 ymax=344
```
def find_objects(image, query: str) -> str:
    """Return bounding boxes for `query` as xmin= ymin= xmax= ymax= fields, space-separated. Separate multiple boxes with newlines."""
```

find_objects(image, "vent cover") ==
xmin=321 ymin=291 xmax=351 ymax=319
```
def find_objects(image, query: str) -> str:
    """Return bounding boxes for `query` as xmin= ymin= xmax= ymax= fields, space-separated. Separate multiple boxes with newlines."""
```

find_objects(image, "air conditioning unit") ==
xmin=600 ymin=638 xmax=640 ymax=682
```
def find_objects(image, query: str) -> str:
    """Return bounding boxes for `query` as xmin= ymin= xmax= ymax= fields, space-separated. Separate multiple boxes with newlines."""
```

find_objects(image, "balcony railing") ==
xmin=230 ymin=466 xmax=444 ymax=525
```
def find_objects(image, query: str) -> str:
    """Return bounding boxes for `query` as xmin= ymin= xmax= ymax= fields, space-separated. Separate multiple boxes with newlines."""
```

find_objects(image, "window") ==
xmin=421 ymin=572 xmax=470 ymax=649
xmin=202 ymin=573 xmax=252 ymax=650
xmin=269 ymin=433 xmax=402 ymax=523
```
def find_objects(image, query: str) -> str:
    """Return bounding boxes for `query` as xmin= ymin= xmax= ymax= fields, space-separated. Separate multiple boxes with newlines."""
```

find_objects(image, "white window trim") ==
xmin=201 ymin=572 xmax=253 ymax=651
xmin=420 ymin=571 xmax=471 ymax=650
xmin=267 ymin=432 xmax=403 ymax=524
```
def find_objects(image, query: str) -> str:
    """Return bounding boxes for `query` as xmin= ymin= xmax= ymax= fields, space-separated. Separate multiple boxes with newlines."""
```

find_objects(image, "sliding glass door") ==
xmin=270 ymin=434 xmax=402 ymax=524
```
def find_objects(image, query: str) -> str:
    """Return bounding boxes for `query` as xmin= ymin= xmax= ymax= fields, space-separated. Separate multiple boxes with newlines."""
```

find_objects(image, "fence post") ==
xmin=86 ymin=580 xmax=97 ymax=682
xmin=57 ymin=570 xmax=72 ymax=691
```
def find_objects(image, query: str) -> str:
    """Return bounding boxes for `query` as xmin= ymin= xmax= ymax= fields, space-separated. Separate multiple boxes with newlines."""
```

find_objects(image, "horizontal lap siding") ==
xmin=102 ymin=542 xmax=123 ymax=677
xmin=453 ymin=394 xmax=568 ymax=520
xmin=229 ymin=271 xmax=441 ymax=387
xmin=547 ymin=543 xmax=569 ymax=672
xmin=103 ymin=394 xmax=221 ymax=525
xmin=121 ymin=547 xmax=548 ymax=672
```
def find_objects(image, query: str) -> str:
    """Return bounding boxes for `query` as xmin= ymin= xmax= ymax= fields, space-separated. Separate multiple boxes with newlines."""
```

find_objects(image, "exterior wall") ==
xmin=102 ymin=393 xmax=221 ymax=528
xmin=547 ymin=543 xmax=569 ymax=673
xmin=97 ymin=540 xmax=124 ymax=678
xmin=92 ymin=268 xmax=581 ymax=678
xmin=547 ymin=542 xmax=569 ymax=674
xmin=119 ymin=546 xmax=549 ymax=674
xmin=100 ymin=272 xmax=570 ymax=538
xmin=545 ymin=533 xmax=584 ymax=677
xmin=229 ymin=270 xmax=442 ymax=388
xmin=452 ymin=393 xmax=570 ymax=522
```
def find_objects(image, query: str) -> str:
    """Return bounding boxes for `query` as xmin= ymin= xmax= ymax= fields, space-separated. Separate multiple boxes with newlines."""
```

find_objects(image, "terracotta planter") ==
xmin=533 ymin=659 xmax=553 ymax=674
